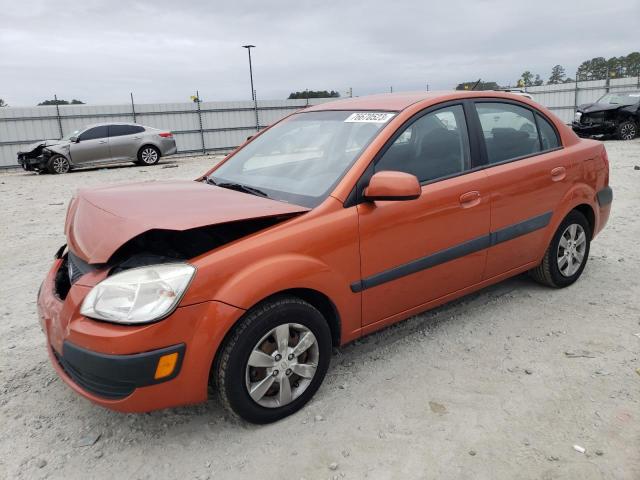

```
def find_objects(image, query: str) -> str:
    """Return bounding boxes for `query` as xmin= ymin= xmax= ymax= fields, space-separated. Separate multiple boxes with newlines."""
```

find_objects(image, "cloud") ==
xmin=1 ymin=0 xmax=638 ymax=106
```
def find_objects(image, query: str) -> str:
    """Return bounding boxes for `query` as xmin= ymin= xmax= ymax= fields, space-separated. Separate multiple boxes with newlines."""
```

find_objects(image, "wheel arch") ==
xmin=208 ymin=288 xmax=342 ymax=387
xmin=137 ymin=143 xmax=162 ymax=158
xmin=573 ymin=203 xmax=595 ymax=235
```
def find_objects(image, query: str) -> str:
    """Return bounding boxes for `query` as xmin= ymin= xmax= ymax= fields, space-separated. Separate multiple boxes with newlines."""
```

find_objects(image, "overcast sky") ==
xmin=1 ymin=0 xmax=638 ymax=107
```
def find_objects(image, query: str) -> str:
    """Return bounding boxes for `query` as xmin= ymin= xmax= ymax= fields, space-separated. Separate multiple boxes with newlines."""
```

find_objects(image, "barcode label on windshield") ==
xmin=344 ymin=112 xmax=395 ymax=123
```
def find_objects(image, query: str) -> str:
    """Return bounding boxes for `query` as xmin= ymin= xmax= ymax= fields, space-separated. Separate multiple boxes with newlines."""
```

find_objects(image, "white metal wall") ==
xmin=527 ymin=76 xmax=640 ymax=124
xmin=0 ymin=98 xmax=332 ymax=168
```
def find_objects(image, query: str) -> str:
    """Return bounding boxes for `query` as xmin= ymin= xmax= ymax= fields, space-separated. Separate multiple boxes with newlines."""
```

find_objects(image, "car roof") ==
xmin=303 ymin=90 xmax=537 ymax=113
xmin=81 ymin=122 xmax=149 ymax=129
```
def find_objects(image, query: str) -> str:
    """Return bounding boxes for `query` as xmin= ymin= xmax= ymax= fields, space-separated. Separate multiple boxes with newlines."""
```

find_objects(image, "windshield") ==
xmin=596 ymin=92 xmax=640 ymax=106
xmin=61 ymin=129 xmax=82 ymax=141
xmin=208 ymin=110 xmax=395 ymax=207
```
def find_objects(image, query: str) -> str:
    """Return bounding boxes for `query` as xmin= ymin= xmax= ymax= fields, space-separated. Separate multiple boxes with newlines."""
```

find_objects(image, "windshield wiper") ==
xmin=206 ymin=177 xmax=269 ymax=198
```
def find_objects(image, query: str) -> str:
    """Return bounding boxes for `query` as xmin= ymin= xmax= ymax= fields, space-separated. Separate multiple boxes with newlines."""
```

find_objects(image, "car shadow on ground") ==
xmin=16 ymin=160 xmax=180 ymax=176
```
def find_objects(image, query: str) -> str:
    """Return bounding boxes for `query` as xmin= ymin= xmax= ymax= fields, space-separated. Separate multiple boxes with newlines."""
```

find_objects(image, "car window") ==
xmin=376 ymin=104 xmax=471 ymax=182
xmin=109 ymin=125 xmax=145 ymax=137
xmin=476 ymin=103 xmax=541 ymax=163
xmin=79 ymin=126 xmax=108 ymax=141
xmin=536 ymin=114 xmax=560 ymax=150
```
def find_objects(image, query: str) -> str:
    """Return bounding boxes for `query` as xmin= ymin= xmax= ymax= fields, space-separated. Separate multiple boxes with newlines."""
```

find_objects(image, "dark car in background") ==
xmin=17 ymin=123 xmax=177 ymax=174
xmin=572 ymin=91 xmax=640 ymax=140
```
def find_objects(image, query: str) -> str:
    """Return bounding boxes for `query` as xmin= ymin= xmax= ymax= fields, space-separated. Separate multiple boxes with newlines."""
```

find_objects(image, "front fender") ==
xmin=195 ymin=253 xmax=361 ymax=343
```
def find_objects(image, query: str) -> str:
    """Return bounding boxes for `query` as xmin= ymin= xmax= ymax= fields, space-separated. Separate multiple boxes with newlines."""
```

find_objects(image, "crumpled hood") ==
xmin=577 ymin=103 xmax=623 ymax=114
xmin=65 ymin=180 xmax=309 ymax=264
xmin=19 ymin=139 xmax=69 ymax=153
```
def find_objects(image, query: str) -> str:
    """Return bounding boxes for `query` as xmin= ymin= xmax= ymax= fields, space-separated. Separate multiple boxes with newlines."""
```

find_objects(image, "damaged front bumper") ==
xmin=17 ymin=152 xmax=49 ymax=171
xmin=37 ymin=248 xmax=245 ymax=412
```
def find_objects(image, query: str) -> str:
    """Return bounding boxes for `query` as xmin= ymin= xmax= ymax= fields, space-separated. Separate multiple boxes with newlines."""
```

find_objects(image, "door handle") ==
xmin=133 ymin=136 xmax=142 ymax=139
xmin=98 ymin=140 xmax=107 ymax=144
xmin=459 ymin=191 xmax=481 ymax=208
xmin=551 ymin=166 xmax=566 ymax=181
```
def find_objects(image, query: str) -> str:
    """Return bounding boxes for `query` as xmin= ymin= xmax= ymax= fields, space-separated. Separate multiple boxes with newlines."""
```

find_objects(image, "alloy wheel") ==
xmin=52 ymin=156 xmax=69 ymax=174
xmin=557 ymin=223 xmax=586 ymax=277
xmin=620 ymin=123 xmax=636 ymax=140
xmin=245 ymin=322 xmax=319 ymax=408
xmin=141 ymin=147 xmax=159 ymax=164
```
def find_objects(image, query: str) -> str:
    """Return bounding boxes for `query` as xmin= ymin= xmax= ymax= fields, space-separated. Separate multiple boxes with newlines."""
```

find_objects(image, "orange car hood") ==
xmin=64 ymin=180 xmax=309 ymax=264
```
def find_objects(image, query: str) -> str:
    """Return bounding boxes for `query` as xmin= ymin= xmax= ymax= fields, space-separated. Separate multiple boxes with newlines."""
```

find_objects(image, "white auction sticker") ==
xmin=344 ymin=112 xmax=396 ymax=123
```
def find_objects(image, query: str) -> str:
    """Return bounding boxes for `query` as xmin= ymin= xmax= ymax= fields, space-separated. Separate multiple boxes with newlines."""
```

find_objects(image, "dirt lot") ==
xmin=1 ymin=141 xmax=639 ymax=480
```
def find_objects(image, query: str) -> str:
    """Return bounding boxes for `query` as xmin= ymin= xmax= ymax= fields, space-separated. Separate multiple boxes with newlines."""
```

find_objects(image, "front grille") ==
xmin=67 ymin=251 xmax=96 ymax=284
xmin=53 ymin=348 xmax=135 ymax=399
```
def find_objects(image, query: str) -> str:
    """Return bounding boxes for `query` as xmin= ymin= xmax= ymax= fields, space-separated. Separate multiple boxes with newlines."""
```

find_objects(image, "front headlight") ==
xmin=574 ymin=111 xmax=582 ymax=123
xmin=80 ymin=264 xmax=196 ymax=325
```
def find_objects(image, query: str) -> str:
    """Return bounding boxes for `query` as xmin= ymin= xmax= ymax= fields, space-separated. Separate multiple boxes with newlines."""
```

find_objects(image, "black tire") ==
xmin=530 ymin=210 xmax=591 ymax=288
xmin=137 ymin=145 xmax=160 ymax=165
xmin=616 ymin=120 xmax=637 ymax=141
xmin=214 ymin=295 xmax=332 ymax=424
xmin=47 ymin=154 xmax=70 ymax=174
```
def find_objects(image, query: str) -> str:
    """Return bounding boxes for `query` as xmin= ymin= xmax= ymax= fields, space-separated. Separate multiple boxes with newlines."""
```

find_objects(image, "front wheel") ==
xmin=137 ymin=145 xmax=160 ymax=165
xmin=47 ymin=155 xmax=70 ymax=174
xmin=616 ymin=120 xmax=637 ymax=140
xmin=214 ymin=296 xmax=332 ymax=424
xmin=529 ymin=210 xmax=591 ymax=288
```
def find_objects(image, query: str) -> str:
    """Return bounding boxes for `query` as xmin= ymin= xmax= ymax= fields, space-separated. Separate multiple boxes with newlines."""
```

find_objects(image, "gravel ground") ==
xmin=1 ymin=142 xmax=639 ymax=480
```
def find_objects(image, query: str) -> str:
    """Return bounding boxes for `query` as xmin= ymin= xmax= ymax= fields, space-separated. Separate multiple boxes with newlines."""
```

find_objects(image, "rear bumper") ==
xmin=159 ymin=138 xmax=177 ymax=156
xmin=594 ymin=186 xmax=612 ymax=237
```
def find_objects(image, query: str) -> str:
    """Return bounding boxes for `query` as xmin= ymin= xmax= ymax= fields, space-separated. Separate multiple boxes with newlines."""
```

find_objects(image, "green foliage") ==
xmin=576 ymin=52 xmax=640 ymax=80
xmin=37 ymin=99 xmax=85 ymax=106
xmin=454 ymin=80 xmax=499 ymax=91
xmin=520 ymin=71 xmax=535 ymax=87
xmin=548 ymin=65 xmax=566 ymax=84
xmin=288 ymin=90 xmax=340 ymax=99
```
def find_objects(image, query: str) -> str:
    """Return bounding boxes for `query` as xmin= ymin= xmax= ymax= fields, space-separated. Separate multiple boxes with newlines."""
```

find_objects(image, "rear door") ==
xmin=473 ymin=100 xmax=569 ymax=278
xmin=69 ymin=125 xmax=110 ymax=165
xmin=108 ymin=124 xmax=145 ymax=161
xmin=356 ymin=102 xmax=491 ymax=327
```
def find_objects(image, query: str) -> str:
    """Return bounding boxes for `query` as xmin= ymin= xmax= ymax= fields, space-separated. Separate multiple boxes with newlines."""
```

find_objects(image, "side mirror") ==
xmin=364 ymin=171 xmax=421 ymax=202
xmin=246 ymin=135 xmax=254 ymax=141
xmin=69 ymin=136 xmax=79 ymax=143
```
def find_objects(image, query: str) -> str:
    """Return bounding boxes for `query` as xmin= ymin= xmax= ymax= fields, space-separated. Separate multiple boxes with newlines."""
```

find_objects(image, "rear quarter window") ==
xmin=109 ymin=125 xmax=145 ymax=137
xmin=536 ymin=114 xmax=560 ymax=150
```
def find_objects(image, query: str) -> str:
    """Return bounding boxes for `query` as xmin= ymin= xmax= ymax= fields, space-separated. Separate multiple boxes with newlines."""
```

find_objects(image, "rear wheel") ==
xmin=214 ymin=295 xmax=331 ymax=424
xmin=47 ymin=155 xmax=70 ymax=174
xmin=137 ymin=145 xmax=160 ymax=165
xmin=530 ymin=210 xmax=591 ymax=288
xmin=616 ymin=120 xmax=637 ymax=140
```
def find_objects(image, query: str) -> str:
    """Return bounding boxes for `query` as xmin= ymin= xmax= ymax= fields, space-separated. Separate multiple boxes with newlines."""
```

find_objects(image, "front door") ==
xmin=356 ymin=103 xmax=491 ymax=327
xmin=70 ymin=125 xmax=110 ymax=165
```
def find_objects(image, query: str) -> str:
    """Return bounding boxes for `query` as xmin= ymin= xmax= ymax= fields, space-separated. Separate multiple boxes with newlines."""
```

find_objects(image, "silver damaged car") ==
xmin=17 ymin=123 xmax=177 ymax=174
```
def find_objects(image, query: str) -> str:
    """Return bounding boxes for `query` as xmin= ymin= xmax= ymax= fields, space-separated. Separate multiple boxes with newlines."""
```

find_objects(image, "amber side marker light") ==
xmin=155 ymin=352 xmax=179 ymax=380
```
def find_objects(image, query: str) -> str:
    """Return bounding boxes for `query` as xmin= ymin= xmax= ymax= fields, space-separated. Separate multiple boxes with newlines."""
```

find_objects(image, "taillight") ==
xmin=159 ymin=132 xmax=173 ymax=138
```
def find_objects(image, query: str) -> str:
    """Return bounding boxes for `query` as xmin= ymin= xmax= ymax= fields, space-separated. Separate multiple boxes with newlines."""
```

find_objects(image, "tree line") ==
xmin=288 ymin=90 xmax=340 ymax=99
xmin=457 ymin=51 xmax=640 ymax=90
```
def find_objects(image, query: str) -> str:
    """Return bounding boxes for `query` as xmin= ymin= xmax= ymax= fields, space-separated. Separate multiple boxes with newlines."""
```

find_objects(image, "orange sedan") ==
xmin=37 ymin=91 xmax=612 ymax=423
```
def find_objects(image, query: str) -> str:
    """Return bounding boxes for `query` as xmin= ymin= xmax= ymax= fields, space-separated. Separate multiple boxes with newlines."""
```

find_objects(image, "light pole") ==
xmin=242 ymin=44 xmax=259 ymax=131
